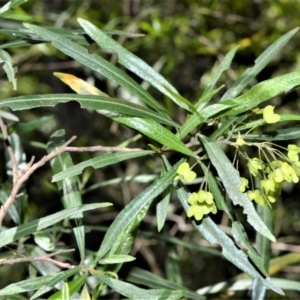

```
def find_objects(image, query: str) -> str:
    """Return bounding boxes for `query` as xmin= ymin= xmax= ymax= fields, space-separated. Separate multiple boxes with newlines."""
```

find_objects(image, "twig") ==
xmin=65 ymin=145 xmax=143 ymax=152
xmin=0 ymin=249 xmax=76 ymax=269
xmin=0 ymin=116 xmax=146 ymax=226
xmin=0 ymin=123 xmax=77 ymax=226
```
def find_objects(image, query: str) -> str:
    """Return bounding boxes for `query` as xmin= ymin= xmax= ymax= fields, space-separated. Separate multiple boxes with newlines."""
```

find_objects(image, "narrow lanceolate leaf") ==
xmin=97 ymin=160 xmax=183 ymax=259
xmin=48 ymin=275 xmax=88 ymax=300
xmin=221 ymin=27 xmax=299 ymax=100
xmin=201 ymin=46 xmax=239 ymax=99
xmin=0 ymin=94 xmax=178 ymax=128
xmin=175 ymin=184 xmax=283 ymax=296
xmin=24 ymin=23 xmax=170 ymax=119
xmin=30 ymin=267 xmax=80 ymax=300
xmin=156 ymin=191 xmax=170 ymax=232
xmin=200 ymin=136 xmax=275 ymax=242
xmin=242 ymin=127 xmax=300 ymax=141
xmin=221 ymin=71 xmax=300 ymax=116
xmin=47 ymin=129 xmax=85 ymax=261
xmin=78 ymin=18 xmax=194 ymax=112
xmin=91 ymin=274 xmax=186 ymax=300
xmin=177 ymin=102 xmax=235 ymax=140
xmin=0 ymin=203 xmax=110 ymax=248
xmin=0 ymin=0 xmax=29 ymax=14
xmin=126 ymin=267 xmax=202 ymax=299
xmin=52 ymin=150 xmax=154 ymax=182
xmin=200 ymin=162 xmax=268 ymax=277
xmin=114 ymin=117 xmax=196 ymax=157
xmin=0 ymin=267 xmax=80 ymax=297
xmin=0 ymin=48 xmax=17 ymax=90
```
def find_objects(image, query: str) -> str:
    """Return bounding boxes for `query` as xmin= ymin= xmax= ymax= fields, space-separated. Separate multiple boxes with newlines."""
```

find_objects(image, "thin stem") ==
xmin=0 ymin=249 xmax=76 ymax=269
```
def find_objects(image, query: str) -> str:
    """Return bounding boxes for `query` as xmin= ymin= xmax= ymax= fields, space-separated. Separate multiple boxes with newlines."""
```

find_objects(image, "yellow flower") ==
xmin=232 ymin=132 xmax=247 ymax=147
xmin=247 ymin=158 xmax=265 ymax=177
xmin=247 ymin=189 xmax=268 ymax=206
xmin=175 ymin=162 xmax=196 ymax=182
xmin=239 ymin=177 xmax=249 ymax=193
xmin=288 ymin=144 xmax=300 ymax=162
xmin=263 ymin=105 xmax=280 ymax=124
xmin=187 ymin=190 xmax=217 ymax=221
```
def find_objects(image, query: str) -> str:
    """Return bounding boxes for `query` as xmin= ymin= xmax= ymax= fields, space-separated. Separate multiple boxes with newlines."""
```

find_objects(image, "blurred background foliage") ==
xmin=1 ymin=0 xmax=300 ymax=298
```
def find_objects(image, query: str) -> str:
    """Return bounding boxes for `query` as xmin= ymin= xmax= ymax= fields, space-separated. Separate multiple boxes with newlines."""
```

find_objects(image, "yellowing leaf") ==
xmin=54 ymin=72 xmax=108 ymax=96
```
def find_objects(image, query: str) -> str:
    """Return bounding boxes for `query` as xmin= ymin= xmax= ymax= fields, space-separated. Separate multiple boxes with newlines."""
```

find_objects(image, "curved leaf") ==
xmin=200 ymin=136 xmax=275 ymax=242
xmin=47 ymin=129 xmax=85 ymax=261
xmin=126 ymin=267 xmax=202 ymax=300
xmin=91 ymin=273 xmax=186 ymax=300
xmin=177 ymin=102 xmax=234 ymax=140
xmin=115 ymin=116 xmax=196 ymax=157
xmin=24 ymin=23 xmax=169 ymax=118
xmin=221 ymin=27 xmax=299 ymax=100
xmin=0 ymin=203 xmax=111 ymax=248
xmin=0 ymin=267 xmax=80 ymax=297
xmin=201 ymin=162 xmax=268 ymax=277
xmin=221 ymin=71 xmax=300 ymax=116
xmin=201 ymin=46 xmax=239 ymax=98
xmin=0 ymin=93 xmax=178 ymax=127
xmin=0 ymin=48 xmax=17 ymax=90
xmin=175 ymin=183 xmax=283 ymax=295
xmin=241 ymin=127 xmax=300 ymax=141
xmin=96 ymin=160 xmax=183 ymax=259
xmin=52 ymin=150 xmax=154 ymax=182
xmin=78 ymin=18 xmax=194 ymax=112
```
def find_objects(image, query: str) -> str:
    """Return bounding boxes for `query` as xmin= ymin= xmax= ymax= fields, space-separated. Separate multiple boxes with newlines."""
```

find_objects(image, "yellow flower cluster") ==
xmin=239 ymin=144 xmax=300 ymax=206
xmin=175 ymin=162 xmax=217 ymax=221
xmin=187 ymin=190 xmax=217 ymax=221
xmin=174 ymin=162 xmax=196 ymax=182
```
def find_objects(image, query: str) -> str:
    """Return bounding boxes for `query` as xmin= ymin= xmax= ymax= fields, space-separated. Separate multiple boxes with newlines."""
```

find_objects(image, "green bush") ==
xmin=1 ymin=1 xmax=300 ymax=299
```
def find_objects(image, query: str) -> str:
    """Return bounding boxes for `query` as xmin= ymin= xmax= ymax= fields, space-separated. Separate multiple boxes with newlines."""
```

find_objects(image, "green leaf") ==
xmin=127 ymin=267 xmax=203 ymax=300
xmin=0 ymin=0 xmax=29 ymax=14
xmin=197 ymin=278 xmax=300 ymax=295
xmin=91 ymin=274 xmax=186 ymax=300
xmin=96 ymin=160 xmax=183 ymax=259
xmin=240 ymin=126 xmax=300 ymax=141
xmin=222 ymin=71 xmax=300 ymax=116
xmin=0 ymin=27 xmax=143 ymax=49
xmin=0 ymin=203 xmax=111 ymax=248
xmin=0 ymin=48 xmax=17 ymax=90
xmin=30 ymin=267 xmax=80 ymax=300
xmin=24 ymin=23 xmax=170 ymax=118
xmin=221 ymin=27 xmax=299 ymax=100
xmin=78 ymin=18 xmax=194 ymax=112
xmin=201 ymin=162 xmax=268 ymax=277
xmin=0 ymin=267 xmax=80 ymax=297
xmin=200 ymin=136 xmax=276 ymax=242
xmin=98 ymin=254 xmax=135 ymax=264
xmin=52 ymin=150 xmax=154 ymax=182
xmin=177 ymin=102 xmax=235 ymax=140
xmin=0 ymin=94 xmax=178 ymax=128
xmin=175 ymin=184 xmax=283 ymax=295
xmin=194 ymin=85 xmax=224 ymax=110
xmin=252 ymin=204 xmax=273 ymax=300
xmin=156 ymin=192 xmax=170 ymax=232
xmin=33 ymin=231 xmax=55 ymax=251
xmin=48 ymin=275 xmax=87 ymax=300
xmin=47 ymin=129 xmax=85 ymax=261
xmin=13 ymin=116 xmax=53 ymax=133
xmin=201 ymin=46 xmax=239 ymax=98
xmin=115 ymin=117 xmax=196 ymax=157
